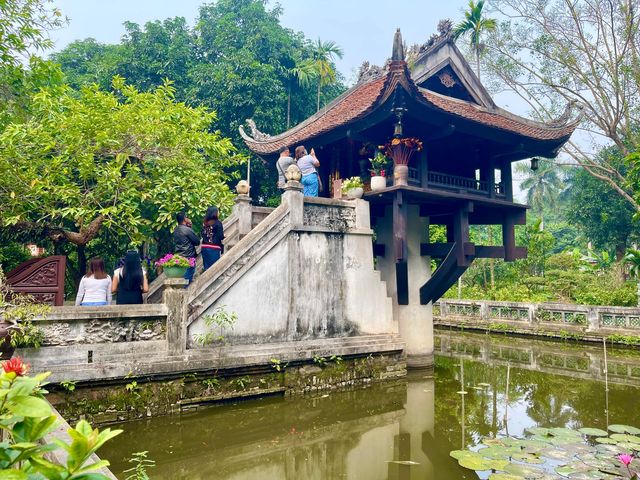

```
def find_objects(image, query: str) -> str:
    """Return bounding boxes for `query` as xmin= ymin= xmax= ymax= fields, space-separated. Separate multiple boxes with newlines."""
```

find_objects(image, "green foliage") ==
xmin=0 ymin=77 xmax=241 ymax=246
xmin=10 ymin=320 xmax=44 ymax=349
xmin=369 ymin=152 xmax=389 ymax=176
xmin=341 ymin=176 xmax=364 ymax=192
xmin=192 ymin=306 xmax=238 ymax=347
xmin=270 ymin=358 xmax=287 ymax=372
xmin=60 ymin=381 xmax=76 ymax=393
xmin=565 ymin=154 xmax=639 ymax=254
xmin=0 ymin=366 xmax=121 ymax=479
xmin=123 ymin=451 xmax=155 ymax=480
xmin=51 ymin=0 xmax=346 ymax=204
xmin=231 ymin=376 xmax=250 ymax=391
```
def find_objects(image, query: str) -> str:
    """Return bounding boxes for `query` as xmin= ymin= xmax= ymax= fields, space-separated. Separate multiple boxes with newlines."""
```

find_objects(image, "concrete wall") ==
xmin=188 ymin=191 xmax=395 ymax=346
xmin=375 ymin=205 xmax=433 ymax=367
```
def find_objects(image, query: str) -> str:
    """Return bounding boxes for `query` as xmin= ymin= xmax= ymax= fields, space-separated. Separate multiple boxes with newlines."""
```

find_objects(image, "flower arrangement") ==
xmin=155 ymin=254 xmax=195 ymax=269
xmin=341 ymin=176 xmax=364 ymax=193
xmin=369 ymin=152 xmax=388 ymax=176
xmin=379 ymin=137 xmax=423 ymax=165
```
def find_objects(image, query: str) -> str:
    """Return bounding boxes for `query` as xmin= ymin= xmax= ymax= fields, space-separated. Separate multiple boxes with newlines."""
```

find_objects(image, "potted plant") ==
xmin=380 ymin=137 xmax=423 ymax=186
xmin=341 ymin=176 xmax=365 ymax=199
xmin=0 ymin=269 xmax=49 ymax=359
xmin=369 ymin=152 xmax=388 ymax=191
xmin=155 ymin=254 xmax=195 ymax=278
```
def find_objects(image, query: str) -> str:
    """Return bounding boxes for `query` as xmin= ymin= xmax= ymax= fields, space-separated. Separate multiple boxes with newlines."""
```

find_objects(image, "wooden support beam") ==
xmin=452 ymin=204 xmax=471 ymax=267
xmin=421 ymin=242 xmax=454 ymax=257
xmin=396 ymin=261 xmax=409 ymax=305
xmin=503 ymin=213 xmax=516 ymax=261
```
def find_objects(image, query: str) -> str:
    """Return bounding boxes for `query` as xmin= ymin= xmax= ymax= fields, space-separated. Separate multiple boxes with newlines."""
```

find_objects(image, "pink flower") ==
xmin=619 ymin=454 xmax=634 ymax=466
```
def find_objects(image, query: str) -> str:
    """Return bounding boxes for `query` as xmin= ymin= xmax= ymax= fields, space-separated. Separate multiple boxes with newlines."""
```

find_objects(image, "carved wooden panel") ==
xmin=6 ymin=256 xmax=66 ymax=306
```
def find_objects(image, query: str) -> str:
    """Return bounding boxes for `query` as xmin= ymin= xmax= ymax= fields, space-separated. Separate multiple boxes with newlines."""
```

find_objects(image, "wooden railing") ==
xmin=427 ymin=171 xmax=489 ymax=193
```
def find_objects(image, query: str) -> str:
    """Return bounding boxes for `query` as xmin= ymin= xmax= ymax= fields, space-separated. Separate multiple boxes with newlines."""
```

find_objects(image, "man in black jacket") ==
xmin=172 ymin=211 xmax=199 ymax=284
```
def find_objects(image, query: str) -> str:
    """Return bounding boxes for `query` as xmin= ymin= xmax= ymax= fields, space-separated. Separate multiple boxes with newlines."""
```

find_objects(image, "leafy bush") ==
xmin=0 ymin=357 xmax=121 ymax=478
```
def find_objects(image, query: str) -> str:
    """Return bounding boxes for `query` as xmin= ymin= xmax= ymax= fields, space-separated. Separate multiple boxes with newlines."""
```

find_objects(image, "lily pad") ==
xmin=610 ymin=433 xmax=640 ymax=444
xmin=578 ymin=427 xmax=609 ymax=437
xmin=450 ymin=450 xmax=473 ymax=460
xmin=526 ymin=427 xmax=551 ymax=436
xmin=511 ymin=453 xmax=545 ymax=464
xmin=489 ymin=475 xmax=525 ymax=480
xmin=504 ymin=463 xmax=545 ymax=478
xmin=608 ymin=424 xmax=640 ymax=435
xmin=459 ymin=455 xmax=506 ymax=471
xmin=595 ymin=437 xmax=619 ymax=444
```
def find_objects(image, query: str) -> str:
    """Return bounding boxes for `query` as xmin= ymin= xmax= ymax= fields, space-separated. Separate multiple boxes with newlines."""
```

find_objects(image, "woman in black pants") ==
xmin=201 ymin=206 xmax=224 ymax=271
xmin=112 ymin=250 xmax=148 ymax=304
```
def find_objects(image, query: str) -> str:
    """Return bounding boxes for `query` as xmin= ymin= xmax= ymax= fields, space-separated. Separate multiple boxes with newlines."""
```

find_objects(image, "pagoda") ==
xmin=241 ymin=27 xmax=578 ymax=365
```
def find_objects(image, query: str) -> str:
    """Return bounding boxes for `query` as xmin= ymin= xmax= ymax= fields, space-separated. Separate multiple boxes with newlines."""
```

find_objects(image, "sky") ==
xmin=50 ymin=0 xmax=468 ymax=83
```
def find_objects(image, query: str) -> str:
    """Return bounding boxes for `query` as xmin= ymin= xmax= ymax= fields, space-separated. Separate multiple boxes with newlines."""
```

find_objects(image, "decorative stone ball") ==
xmin=285 ymin=164 xmax=302 ymax=182
xmin=236 ymin=180 xmax=250 ymax=195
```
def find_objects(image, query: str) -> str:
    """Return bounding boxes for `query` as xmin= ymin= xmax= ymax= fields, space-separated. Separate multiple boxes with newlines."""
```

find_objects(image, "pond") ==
xmin=100 ymin=330 xmax=640 ymax=479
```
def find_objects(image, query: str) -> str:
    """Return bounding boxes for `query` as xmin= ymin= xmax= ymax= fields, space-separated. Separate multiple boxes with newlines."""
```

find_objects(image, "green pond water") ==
xmin=100 ymin=330 xmax=640 ymax=479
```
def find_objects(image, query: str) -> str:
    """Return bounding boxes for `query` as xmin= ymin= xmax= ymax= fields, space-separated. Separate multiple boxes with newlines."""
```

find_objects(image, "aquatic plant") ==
xmin=451 ymin=424 xmax=640 ymax=478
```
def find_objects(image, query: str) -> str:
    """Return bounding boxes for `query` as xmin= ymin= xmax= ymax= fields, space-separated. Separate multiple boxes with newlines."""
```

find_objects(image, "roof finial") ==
xmin=392 ymin=28 xmax=405 ymax=61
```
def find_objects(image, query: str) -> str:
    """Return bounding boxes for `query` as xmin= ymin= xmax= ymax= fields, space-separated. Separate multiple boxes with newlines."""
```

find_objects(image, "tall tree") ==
xmin=514 ymin=159 xmax=564 ymax=229
xmin=0 ymin=0 xmax=66 ymax=127
xmin=311 ymin=39 xmax=343 ymax=111
xmin=285 ymin=57 xmax=317 ymax=128
xmin=485 ymin=0 xmax=640 ymax=211
xmin=453 ymin=0 xmax=497 ymax=80
xmin=0 ymin=78 xmax=240 ymax=276
xmin=565 ymin=147 xmax=639 ymax=260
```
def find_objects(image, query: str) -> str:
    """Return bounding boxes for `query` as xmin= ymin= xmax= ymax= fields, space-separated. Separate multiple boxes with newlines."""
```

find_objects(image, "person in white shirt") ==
xmin=75 ymin=257 xmax=112 ymax=306
xmin=295 ymin=145 xmax=320 ymax=197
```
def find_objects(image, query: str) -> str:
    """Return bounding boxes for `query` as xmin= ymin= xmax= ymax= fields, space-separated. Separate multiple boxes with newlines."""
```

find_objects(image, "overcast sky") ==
xmin=51 ymin=0 xmax=467 ymax=83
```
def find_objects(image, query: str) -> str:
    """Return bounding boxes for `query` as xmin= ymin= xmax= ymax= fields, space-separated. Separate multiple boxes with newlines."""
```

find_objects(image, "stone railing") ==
xmin=435 ymin=330 xmax=640 ymax=388
xmin=434 ymin=298 xmax=640 ymax=337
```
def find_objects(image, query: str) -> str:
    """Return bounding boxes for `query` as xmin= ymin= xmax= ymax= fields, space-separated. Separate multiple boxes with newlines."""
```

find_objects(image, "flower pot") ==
xmin=0 ymin=322 xmax=15 ymax=360
xmin=346 ymin=187 xmax=364 ymax=199
xmin=394 ymin=164 xmax=409 ymax=186
xmin=370 ymin=176 xmax=386 ymax=191
xmin=163 ymin=266 xmax=188 ymax=278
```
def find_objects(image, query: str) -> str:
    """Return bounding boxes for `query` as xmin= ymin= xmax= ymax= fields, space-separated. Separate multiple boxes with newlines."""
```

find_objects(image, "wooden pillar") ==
xmin=393 ymin=191 xmax=409 ymax=305
xmin=503 ymin=213 xmax=516 ymax=261
xmin=419 ymin=148 xmax=428 ymax=188
xmin=452 ymin=202 xmax=472 ymax=267
xmin=487 ymin=156 xmax=496 ymax=198
xmin=501 ymin=161 xmax=513 ymax=201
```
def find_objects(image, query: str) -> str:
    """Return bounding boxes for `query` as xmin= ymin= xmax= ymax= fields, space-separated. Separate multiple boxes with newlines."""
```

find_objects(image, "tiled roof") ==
xmin=241 ymin=65 xmax=579 ymax=156
xmin=419 ymin=88 xmax=578 ymax=142
xmin=240 ymin=76 xmax=387 ymax=155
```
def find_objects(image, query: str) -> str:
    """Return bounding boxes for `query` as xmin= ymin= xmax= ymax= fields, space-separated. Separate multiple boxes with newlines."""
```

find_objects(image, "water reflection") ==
xmin=101 ymin=331 xmax=640 ymax=479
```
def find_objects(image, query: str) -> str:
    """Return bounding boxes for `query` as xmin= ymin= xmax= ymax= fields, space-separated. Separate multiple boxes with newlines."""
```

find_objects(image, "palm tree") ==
xmin=453 ymin=0 xmax=497 ymax=80
xmin=311 ymin=39 xmax=343 ymax=111
xmin=515 ymin=159 xmax=564 ymax=229
xmin=285 ymin=58 xmax=317 ymax=129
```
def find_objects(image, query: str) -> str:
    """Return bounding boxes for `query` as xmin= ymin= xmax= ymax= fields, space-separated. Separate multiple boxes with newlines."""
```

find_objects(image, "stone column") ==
xmin=282 ymin=177 xmax=304 ymax=227
xmin=233 ymin=194 xmax=252 ymax=239
xmin=376 ymin=205 xmax=433 ymax=368
xmin=163 ymin=278 xmax=188 ymax=356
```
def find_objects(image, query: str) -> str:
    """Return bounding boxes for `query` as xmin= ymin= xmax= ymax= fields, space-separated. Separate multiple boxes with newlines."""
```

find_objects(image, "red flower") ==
xmin=3 ymin=356 xmax=29 ymax=376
